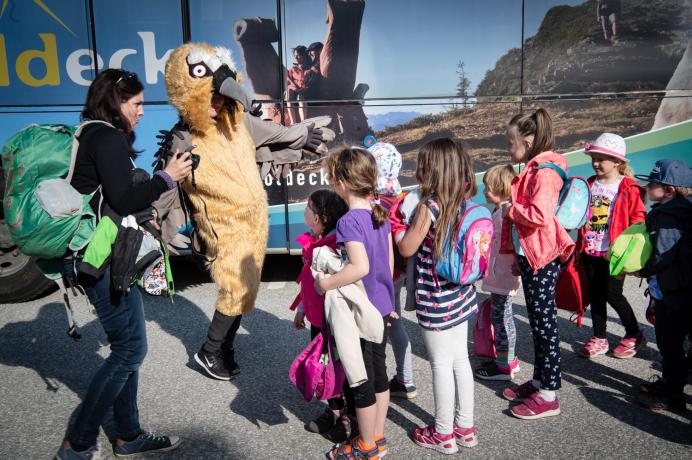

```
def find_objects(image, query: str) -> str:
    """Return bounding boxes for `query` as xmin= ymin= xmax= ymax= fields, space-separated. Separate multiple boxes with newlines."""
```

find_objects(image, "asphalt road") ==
xmin=1 ymin=255 xmax=690 ymax=459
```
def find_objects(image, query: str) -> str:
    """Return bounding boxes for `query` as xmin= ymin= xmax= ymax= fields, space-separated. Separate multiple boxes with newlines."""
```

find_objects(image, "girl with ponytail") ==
xmin=319 ymin=147 xmax=395 ymax=459
xmin=502 ymin=107 xmax=575 ymax=420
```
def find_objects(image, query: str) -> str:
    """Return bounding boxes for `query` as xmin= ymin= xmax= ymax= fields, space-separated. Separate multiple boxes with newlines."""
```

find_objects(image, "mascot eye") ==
xmin=189 ymin=63 xmax=212 ymax=78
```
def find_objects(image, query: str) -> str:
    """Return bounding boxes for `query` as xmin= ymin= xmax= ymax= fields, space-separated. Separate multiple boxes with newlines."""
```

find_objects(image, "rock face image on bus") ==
xmin=2 ymin=0 xmax=691 ymax=302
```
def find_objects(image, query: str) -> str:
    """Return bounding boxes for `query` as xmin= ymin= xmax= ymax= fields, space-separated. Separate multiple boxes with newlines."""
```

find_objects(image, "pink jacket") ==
xmin=289 ymin=231 xmax=338 ymax=328
xmin=507 ymin=151 xmax=575 ymax=271
xmin=482 ymin=203 xmax=520 ymax=296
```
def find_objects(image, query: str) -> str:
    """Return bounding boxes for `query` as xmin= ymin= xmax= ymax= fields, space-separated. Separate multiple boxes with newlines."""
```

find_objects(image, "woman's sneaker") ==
xmin=612 ymin=332 xmax=646 ymax=359
xmin=510 ymin=393 xmax=561 ymax=420
xmin=502 ymin=380 xmax=538 ymax=401
xmin=112 ymin=432 xmax=181 ymax=458
xmin=580 ymin=337 xmax=609 ymax=358
xmin=388 ymin=377 xmax=417 ymax=399
xmin=413 ymin=425 xmax=458 ymax=455
xmin=55 ymin=444 xmax=99 ymax=460
xmin=475 ymin=360 xmax=520 ymax=381
xmin=452 ymin=424 xmax=478 ymax=448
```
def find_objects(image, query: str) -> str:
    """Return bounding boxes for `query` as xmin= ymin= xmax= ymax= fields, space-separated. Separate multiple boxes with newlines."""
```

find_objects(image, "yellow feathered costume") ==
xmin=165 ymin=43 xmax=267 ymax=317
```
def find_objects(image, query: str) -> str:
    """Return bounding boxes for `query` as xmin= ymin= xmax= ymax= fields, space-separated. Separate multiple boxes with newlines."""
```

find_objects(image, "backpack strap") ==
xmin=65 ymin=120 xmax=114 ymax=184
xmin=535 ymin=162 xmax=568 ymax=182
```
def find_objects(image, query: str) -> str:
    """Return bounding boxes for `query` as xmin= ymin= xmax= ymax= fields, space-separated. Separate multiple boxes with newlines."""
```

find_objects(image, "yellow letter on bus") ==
xmin=16 ymin=33 xmax=60 ymax=87
xmin=0 ymin=35 xmax=8 ymax=86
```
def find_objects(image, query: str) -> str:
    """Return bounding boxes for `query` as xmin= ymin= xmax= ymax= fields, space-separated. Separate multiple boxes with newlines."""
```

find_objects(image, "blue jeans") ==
xmin=67 ymin=267 xmax=147 ymax=447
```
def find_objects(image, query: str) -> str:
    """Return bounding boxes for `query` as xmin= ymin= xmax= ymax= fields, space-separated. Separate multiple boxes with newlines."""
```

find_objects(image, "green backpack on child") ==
xmin=607 ymin=222 xmax=653 ymax=276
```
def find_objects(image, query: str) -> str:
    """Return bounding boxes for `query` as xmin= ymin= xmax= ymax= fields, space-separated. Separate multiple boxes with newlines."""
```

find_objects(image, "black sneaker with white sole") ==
xmin=222 ymin=347 xmax=241 ymax=377
xmin=194 ymin=349 xmax=231 ymax=380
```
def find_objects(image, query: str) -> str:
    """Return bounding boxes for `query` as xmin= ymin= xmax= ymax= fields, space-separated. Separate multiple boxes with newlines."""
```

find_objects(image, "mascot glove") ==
xmin=305 ymin=123 xmax=324 ymax=151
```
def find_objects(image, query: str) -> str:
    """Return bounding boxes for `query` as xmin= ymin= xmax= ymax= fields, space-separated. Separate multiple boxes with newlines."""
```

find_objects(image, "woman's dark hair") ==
xmin=81 ymin=68 xmax=144 ymax=153
xmin=309 ymin=189 xmax=348 ymax=235
xmin=508 ymin=107 xmax=555 ymax=160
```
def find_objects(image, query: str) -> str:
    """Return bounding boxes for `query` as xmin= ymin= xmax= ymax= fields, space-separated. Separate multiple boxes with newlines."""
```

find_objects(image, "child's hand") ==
xmin=389 ymin=311 xmax=400 ymax=320
xmin=314 ymin=273 xmax=327 ymax=295
xmin=293 ymin=311 xmax=306 ymax=330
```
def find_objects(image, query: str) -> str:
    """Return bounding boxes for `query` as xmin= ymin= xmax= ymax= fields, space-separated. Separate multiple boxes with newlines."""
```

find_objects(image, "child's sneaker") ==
xmin=475 ymin=360 xmax=520 ymax=381
xmin=413 ymin=425 xmax=458 ymax=455
xmin=452 ymin=424 xmax=478 ymax=448
xmin=580 ymin=337 xmax=609 ymax=358
xmin=510 ymin=393 xmax=561 ymax=420
xmin=612 ymin=332 xmax=646 ymax=359
xmin=637 ymin=377 xmax=686 ymax=413
xmin=388 ymin=377 xmax=417 ymax=399
xmin=502 ymin=380 xmax=538 ymax=401
xmin=327 ymin=436 xmax=378 ymax=460
xmin=307 ymin=408 xmax=337 ymax=434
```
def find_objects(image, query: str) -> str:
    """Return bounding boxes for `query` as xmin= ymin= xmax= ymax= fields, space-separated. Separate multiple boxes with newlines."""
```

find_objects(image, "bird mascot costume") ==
xmin=160 ymin=43 xmax=332 ymax=380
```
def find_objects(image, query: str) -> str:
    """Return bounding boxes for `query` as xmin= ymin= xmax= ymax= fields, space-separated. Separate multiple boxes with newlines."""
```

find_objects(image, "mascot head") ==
xmin=165 ymin=43 xmax=253 ymax=132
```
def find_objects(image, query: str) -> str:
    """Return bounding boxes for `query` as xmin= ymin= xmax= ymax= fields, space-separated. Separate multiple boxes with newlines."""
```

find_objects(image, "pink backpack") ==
xmin=473 ymin=297 xmax=496 ymax=359
xmin=289 ymin=328 xmax=345 ymax=402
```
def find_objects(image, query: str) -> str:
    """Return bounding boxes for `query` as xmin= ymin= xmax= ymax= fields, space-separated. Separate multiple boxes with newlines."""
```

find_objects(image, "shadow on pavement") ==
xmin=469 ymin=300 xmax=691 ymax=445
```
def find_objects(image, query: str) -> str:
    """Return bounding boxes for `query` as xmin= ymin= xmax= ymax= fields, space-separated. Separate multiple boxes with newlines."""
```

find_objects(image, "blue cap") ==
xmin=634 ymin=159 xmax=692 ymax=188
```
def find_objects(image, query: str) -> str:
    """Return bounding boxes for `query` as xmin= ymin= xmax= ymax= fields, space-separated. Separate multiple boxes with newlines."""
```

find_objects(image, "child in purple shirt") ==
xmin=317 ymin=147 xmax=395 ymax=459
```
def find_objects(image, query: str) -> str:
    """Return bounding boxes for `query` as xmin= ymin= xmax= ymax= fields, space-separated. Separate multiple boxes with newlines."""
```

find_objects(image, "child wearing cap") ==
xmin=367 ymin=142 xmax=418 ymax=400
xmin=635 ymin=159 xmax=692 ymax=412
xmin=577 ymin=133 xmax=647 ymax=359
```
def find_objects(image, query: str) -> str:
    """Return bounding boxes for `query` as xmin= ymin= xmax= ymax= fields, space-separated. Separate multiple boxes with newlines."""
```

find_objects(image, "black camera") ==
xmin=177 ymin=145 xmax=200 ymax=170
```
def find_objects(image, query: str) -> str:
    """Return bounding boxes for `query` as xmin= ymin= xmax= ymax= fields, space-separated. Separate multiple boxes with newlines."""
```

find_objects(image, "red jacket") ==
xmin=289 ymin=231 xmax=338 ymax=328
xmin=506 ymin=151 xmax=575 ymax=271
xmin=576 ymin=175 xmax=646 ymax=253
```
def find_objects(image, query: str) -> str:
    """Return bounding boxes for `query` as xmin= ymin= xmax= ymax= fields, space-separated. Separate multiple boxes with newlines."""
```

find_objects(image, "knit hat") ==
xmin=584 ymin=133 xmax=627 ymax=162
xmin=367 ymin=142 xmax=402 ymax=197
xmin=634 ymin=159 xmax=692 ymax=188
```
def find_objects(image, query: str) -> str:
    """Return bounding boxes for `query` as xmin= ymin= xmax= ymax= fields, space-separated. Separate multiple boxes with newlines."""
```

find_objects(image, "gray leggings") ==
xmin=389 ymin=277 xmax=414 ymax=384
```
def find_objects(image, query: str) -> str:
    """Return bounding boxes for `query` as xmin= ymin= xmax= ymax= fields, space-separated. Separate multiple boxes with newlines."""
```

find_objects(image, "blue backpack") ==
xmin=535 ymin=163 xmax=590 ymax=230
xmin=434 ymin=201 xmax=494 ymax=286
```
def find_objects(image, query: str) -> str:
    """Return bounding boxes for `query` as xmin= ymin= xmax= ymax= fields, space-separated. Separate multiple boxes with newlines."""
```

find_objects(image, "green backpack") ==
xmin=2 ymin=122 xmax=108 ymax=276
xmin=607 ymin=222 xmax=653 ymax=276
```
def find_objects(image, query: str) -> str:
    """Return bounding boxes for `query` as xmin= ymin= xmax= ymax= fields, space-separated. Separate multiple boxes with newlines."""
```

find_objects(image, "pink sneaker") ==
xmin=613 ymin=332 xmax=646 ymax=359
xmin=502 ymin=380 xmax=538 ymax=401
xmin=581 ymin=337 xmax=609 ymax=358
xmin=510 ymin=393 xmax=561 ymax=420
xmin=452 ymin=424 xmax=478 ymax=448
xmin=413 ymin=425 xmax=458 ymax=454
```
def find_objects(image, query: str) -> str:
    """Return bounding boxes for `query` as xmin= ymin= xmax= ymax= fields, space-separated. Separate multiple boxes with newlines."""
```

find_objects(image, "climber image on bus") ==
xmin=2 ymin=0 xmax=691 ymax=302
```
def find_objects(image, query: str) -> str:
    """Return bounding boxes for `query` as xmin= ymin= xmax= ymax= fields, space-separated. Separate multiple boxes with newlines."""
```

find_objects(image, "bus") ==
xmin=2 ymin=0 xmax=691 ymax=302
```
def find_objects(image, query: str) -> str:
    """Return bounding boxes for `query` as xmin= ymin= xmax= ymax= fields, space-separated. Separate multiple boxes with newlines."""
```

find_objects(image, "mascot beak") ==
xmin=212 ymin=64 xmax=252 ymax=112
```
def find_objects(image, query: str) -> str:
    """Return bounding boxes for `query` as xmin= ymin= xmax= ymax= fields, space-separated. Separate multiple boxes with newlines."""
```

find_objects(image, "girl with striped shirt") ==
xmin=398 ymin=138 xmax=479 ymax=455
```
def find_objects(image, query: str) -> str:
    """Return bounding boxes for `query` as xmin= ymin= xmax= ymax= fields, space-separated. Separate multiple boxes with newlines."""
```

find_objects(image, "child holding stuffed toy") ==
xmin=290 ymin=189 xmax=349 ymax=440
xmin=577 ymin=133 xmax=647 ymax=359
xmin=318 ymin=147 xmax=395 ymax=460
xmin=475 ymin=164 xmax=521 ymax=381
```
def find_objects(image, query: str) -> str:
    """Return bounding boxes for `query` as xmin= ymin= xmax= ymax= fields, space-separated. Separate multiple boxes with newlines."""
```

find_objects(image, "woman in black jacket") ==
xmin=56 ymin=69 xmax=192 ymax=460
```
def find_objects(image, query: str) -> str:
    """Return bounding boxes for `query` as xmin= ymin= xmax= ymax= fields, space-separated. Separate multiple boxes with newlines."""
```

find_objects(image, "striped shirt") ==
xmin=415 ymin=198 xmax=478 ymax=331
